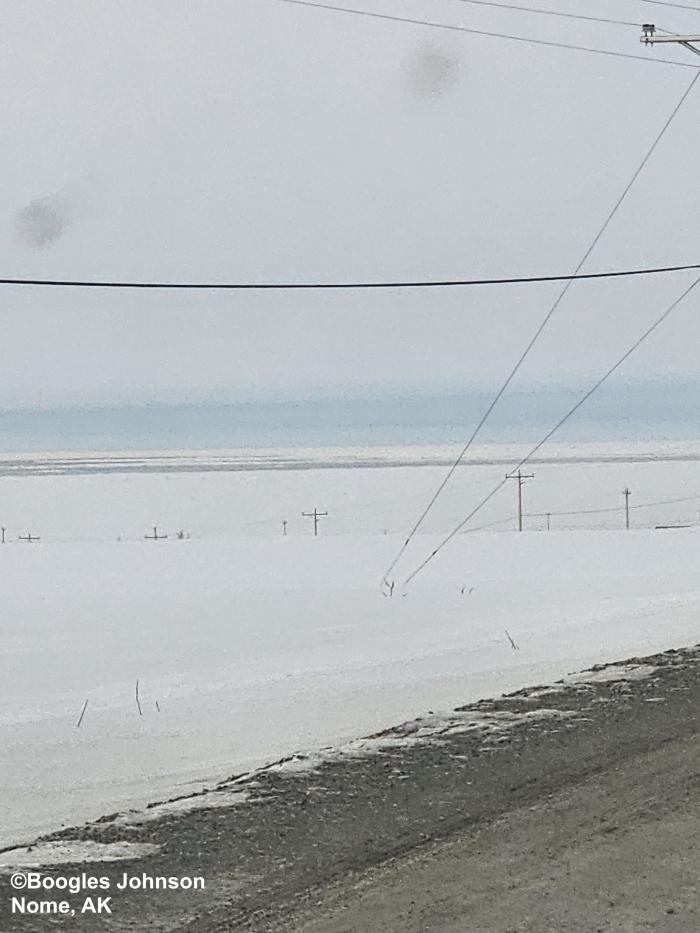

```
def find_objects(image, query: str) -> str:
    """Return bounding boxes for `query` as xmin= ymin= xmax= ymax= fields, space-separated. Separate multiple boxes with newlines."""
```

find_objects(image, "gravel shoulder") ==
xmin=1 ymin=643 xmax=699 ymax=932
xmin=277 ymin=732 xmax=700 ymax=933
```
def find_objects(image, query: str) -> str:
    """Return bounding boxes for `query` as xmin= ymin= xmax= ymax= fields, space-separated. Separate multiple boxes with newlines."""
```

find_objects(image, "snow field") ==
xmin=1 ymin=446 xmax=699 ymax=847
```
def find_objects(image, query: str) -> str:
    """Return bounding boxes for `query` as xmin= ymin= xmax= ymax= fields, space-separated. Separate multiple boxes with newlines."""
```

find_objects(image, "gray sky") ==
xmin=2 ymin=0 xmax=700 ymax=409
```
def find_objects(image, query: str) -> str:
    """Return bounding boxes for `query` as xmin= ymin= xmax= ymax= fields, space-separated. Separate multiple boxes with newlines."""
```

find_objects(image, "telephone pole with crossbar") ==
xmin=145 ymin=526 xmax=168 ymax=541
xmin=302 ymin=508 xmax=328 ymax=536
xmin=506 ymin=470 xmax=534 ymax=532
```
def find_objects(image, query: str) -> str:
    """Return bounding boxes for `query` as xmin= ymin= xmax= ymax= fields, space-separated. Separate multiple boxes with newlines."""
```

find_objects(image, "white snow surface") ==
xmin=1 ymin=442 xmax=700 ymax=847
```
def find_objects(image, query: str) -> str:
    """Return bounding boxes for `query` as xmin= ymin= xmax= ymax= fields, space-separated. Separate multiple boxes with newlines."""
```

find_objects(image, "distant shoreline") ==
xmin=3 ymin=438 xmax=700 ymax=477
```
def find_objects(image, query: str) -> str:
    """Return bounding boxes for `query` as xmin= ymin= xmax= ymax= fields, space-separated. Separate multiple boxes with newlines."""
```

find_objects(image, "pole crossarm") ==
xmin=302 ymin=509 xmax=328 ymax=536
xmin=641 ymin=25 xmax=700 ymax=57
xmin=642 ymin=35 xmax=700 ymax=43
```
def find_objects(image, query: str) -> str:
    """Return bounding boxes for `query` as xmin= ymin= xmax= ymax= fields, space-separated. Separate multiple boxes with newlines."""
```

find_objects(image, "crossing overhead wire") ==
xmin=449 ymin=0 xmax=643 ymax=29
xmin=449 ymin=1 xmax=682 ymax=38
xmin=636 ymin=0 xmax=700 ymax=14
xmin=403 ymin=271 xmax=700 ymax=586
xmin=380 ymin=68 xmax=700 ymax=586
xmin=273 ymin=0 xmax=700 ymax=68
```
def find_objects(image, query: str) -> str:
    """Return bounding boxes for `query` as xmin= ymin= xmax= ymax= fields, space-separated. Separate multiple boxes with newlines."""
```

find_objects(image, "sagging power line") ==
xmin=381 ymin=68 xmax=700 ymax=588
xmin=402 ymin=271 xmax=700 ymax=586
xmin=2 ymin=262 xmax=700 ymax=291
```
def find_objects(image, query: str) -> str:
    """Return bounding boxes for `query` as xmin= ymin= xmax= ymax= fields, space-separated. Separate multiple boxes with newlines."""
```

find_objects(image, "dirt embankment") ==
xmin=1 ymin=645 xmax=699 ymax=932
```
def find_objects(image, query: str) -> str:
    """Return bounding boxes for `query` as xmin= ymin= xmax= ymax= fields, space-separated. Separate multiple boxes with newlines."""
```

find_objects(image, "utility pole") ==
xmin=640 ymin=24 xmax=700 ymax=58
xmin=505 ymin=470 xmax=534 ymax=532
xmin=546 ymin=512 xmax=551 ymax=531
xmin=145 ymin=526 xmax=168 ymax=540
xmin=302 ymin=508 xmax=328 ymax=536
xmin=623 ymin=488 xmax=631 ymax=530
xmin=0 ymin=527 xmax=5 ymax=544
xmin=282 ymin=520 xmax=288 ymax=536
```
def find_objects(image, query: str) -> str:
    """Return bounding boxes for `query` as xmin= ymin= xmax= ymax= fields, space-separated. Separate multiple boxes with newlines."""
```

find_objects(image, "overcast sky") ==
xmin=2 ymin=0 xmax=700 ymax=409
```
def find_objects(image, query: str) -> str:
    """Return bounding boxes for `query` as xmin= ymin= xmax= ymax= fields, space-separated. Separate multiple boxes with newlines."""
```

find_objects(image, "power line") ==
xmin=636 ymin=0 xmax=700 ymax=14
xmin=417 ymin=493 xmax=700 ymax=537
xmin=449 ymin=1 xmax=682 ymax=40
xmin=528 ymin=492 xmax=700 ymax=519
xmin=403 ymin=271 xmax=700 ymax=586
xmin=464 ymin=515 xmax=517 ymax=532
xmin=381 ymin=68 xmax=700 ymax=585
xmin=475 ymin=492 xmax=700 ymax=529
xmin=449 ymin=0 xmax=643 ymax=30
xmin=631 ymin=492 xmax=700 ymax=510
xmin=3 ymin=262 xmax=700 ymax=291
xmin=273 ymin=0 xmax=699 ymax=68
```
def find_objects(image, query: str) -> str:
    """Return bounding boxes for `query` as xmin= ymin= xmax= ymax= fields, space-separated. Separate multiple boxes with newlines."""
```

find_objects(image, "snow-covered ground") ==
xmin=1 ymin=442 xmax=700 ymax=848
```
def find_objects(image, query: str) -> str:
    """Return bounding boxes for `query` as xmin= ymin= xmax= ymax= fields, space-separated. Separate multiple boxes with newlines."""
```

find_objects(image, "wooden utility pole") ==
xmin=546 ymin=512 xmax=551 ymax=531
xmin=282 ymin=520 xmax=288 ymax=536
xmin=505 ymin=470 xmax=534 ymax=532
xmin=623 ymin=488 xmax=631 ymax=530
xmin=0 ymin=527 xmax=5 ymax=544
xmin=145 ymin=526 xmax=168 ymax=540
xmin=302 ymin=508 xmax=328 ymax=536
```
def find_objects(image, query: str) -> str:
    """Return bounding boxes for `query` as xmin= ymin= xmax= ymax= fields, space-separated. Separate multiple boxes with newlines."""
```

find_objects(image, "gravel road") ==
xmin=1 ymin=643 xmax=699 ymax=932
xmin=277 ymin=732 xmax=700 ymax=932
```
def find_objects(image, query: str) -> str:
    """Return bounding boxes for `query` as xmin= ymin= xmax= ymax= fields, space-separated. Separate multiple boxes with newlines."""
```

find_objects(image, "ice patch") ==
xmin=566 ymin=663 xmax=657 ymax=685
xmin=440 ymin=707 xmax=575 ymax=738
xmin=237 ymin=706 xmax=577 ymax=782
xmin=108 ymin=788 xmax=251 ymax=827
xmin=266 ymin=754 xmax=321 ymax=774
xmin=0 ymin=840 xmax=159 ymax=870
xmin=526 ymin=685 xmax=566 ymax=698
